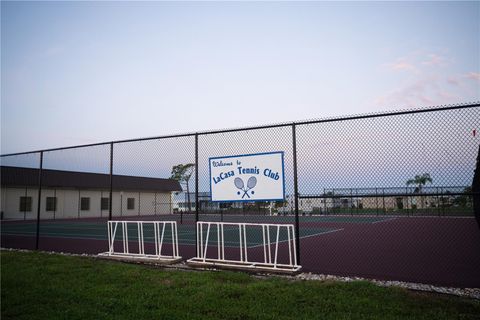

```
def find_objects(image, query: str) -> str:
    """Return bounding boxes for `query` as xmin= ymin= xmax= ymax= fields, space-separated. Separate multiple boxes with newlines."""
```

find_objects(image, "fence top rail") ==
xmin=197 ymin=221 xmax=295 ymax=228
xmin=299 ymin=191 xmax=479 ymax=198
xmin=2 ymin=102 xmax=478 ymax=157
xmin=108 ymin=220 xmax=177 ymax=224
xmin=322 ymin=185 xmax=470 ymax=191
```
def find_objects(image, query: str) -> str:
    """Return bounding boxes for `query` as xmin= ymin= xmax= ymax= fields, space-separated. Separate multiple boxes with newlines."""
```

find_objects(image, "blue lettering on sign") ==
xmin=212 ymin=160 xmax=233 ymax=167
xmin=237 ymin=166 xmax=260 ymax=175
xmin=213 ymin=170 xmax=235 ymax=184
xmin=264 ymin=168 xmax=280 ymax=180
xmin=212 ymin=164 xmax=280 ymax=185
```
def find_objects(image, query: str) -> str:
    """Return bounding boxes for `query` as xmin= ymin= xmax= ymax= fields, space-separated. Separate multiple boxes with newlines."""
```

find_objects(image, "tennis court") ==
xmin=2 ymin=213 xmax=479 ymax=287
xmin=0 ymin=213 xmax=392 ymax=241
xmin=1 ymin=216 xmax=345 ymax=247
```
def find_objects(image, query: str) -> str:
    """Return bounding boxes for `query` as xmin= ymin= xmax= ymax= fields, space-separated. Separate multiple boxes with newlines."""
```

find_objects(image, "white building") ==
xmin=0 ymin=166 xmax=182 ymax=220
xmin=277 ymin=194 xmax=353 ymax=215
xmin=172 ymin=192 xmax=245 ymax=213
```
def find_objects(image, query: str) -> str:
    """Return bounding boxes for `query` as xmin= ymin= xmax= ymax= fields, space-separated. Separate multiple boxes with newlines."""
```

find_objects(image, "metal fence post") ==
xmin=405 ymin=187 xmax=408 ymax=216
xmin=356 ymin=189 xmax=359 ymax=215
xmin=292 ymin=124 xmax=301 ymax=264
xmin=322 ymin=188 xmax=326 ymax=214
xmin=195 ymin=133 xmax=199 ymax=257
xmin=35 ymin=151 xmax=43 ymax=250
xmin=382 ymin=188 xmax=386 ymax=214
xmin=109 ymin=142 xmax=113 ymax=221
xmin=195 ymin=133 xmax=199 ymax=222
xmin=24 ymin=186 xmax=28 ymax=220
xmin=53 ymin=188 xmax=56 ymax=220
xmin=350 ymin=188 xmax=353 ymax=216
xmin=473 ymin=145 xmax=480 ymax=229
xmin=441 ymin=187 xmax=445 ymax=216
xmin=437 ymin=187 xmax=440 ymax=217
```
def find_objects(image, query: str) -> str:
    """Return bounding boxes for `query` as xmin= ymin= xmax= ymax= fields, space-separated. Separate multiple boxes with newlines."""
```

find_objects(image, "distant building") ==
xmin=277 ymin=194 xmax=353 ymax=214
xmin=0 ymin=166 xmax=182 ymax=220
xmin=172 ymin=192 xmax=244 ymax=212
xmin=361 ymin=194 xmax=451 ymax=211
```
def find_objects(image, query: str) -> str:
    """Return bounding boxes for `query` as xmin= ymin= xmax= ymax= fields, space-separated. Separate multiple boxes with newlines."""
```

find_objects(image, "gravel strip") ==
xmin=296 ymin=272 xmax=480 ymax=300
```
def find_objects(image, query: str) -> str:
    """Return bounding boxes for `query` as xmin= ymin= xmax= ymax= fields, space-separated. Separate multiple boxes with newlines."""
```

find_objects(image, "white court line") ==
xmin=176 ymin=225 xmax=242 ymax=236
xmin=3 ymin=227 xmax=347 ymax=249
xmin=371 ymin=217 xmax=398 ymax=224
xmin=1 ymin=231 xmax=106 ymax=240
xmin=177 ymin=227 xmax=346 ymax=249
xmin=248 ymin=228 xmax=344 ymax=249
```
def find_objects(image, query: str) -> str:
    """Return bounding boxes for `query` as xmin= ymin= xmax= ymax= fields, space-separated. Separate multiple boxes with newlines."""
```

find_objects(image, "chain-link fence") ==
xmin=1 ymin=103 xmax=479 ymax=287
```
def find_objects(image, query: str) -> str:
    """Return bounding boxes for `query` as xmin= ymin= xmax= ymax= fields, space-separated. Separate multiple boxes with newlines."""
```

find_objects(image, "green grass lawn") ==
xmin=1 ymin=251 xmax=479 ymax=320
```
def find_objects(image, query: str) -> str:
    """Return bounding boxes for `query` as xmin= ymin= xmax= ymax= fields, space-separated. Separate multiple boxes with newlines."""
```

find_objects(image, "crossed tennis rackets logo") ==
xmin=234 ymin=176 xmax=257 ymax=199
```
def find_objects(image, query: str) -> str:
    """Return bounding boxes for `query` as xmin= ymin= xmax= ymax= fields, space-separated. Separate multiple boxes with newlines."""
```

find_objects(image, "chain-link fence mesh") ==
xmin=296 ymin=106 xmax=480 ymax=286
xmin=1 ymin=104 xmax=479 ymax=286
xmin=1 ymin=153 xmax=40 ymax=249
xmin=113 ymin=136 xmax=195 ymax=220
xmin=111 ymin=136 xmax=197 ymax=257
xmin=39 ymin=145 xmax=111 ymax=253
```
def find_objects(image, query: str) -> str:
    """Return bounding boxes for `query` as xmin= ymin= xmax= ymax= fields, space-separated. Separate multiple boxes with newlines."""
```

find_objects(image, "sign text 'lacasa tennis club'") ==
xmin=209 ymin=152 xmax=285 ymax=202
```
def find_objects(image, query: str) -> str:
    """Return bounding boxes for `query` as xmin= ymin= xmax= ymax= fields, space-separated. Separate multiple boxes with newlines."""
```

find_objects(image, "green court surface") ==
xmin=189 ymin=225 xmax=341 ymax=247
xmin=1 ymin=221 xmax=346 ymax=248
xmin=1 ymin=222 xmax=109 ymax=240
xmin=177 ymin=214 xmax=395 ymax=224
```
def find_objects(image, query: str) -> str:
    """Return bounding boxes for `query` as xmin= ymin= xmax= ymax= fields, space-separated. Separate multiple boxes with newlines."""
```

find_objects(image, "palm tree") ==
xmin=170 ymin=163 xmax=195 ymax=212
xmin=406 ymin=173 xmax=433 ymax=209
xmin=406 ymin=173 xmax=433 ymax=193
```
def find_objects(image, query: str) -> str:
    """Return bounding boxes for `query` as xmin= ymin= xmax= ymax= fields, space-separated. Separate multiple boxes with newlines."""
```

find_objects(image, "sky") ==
xmin=1 ymin=1 xmax=479 ymax=155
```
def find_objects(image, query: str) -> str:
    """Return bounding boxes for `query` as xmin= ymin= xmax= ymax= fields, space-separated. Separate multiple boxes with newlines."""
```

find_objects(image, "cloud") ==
xmin=383 ymin=52 xmax=451 ymax=75
xmin=374 ymin=74 xmax=469 ymax=108
xmin=436 ymin=90 xmax=457 ymax=101
xmin=375 ymin=52 xmax=479 ymax=108
xmin=375 ymin=78 xmax=435 ymax=107
xmin=446 ymin=77 xmax=460 ymax=86
xmin=465 ymin=72 xmax=480 ymax=81
xmin=421 ymin=53 xmax=448 ymax=67
xmin=384 ymin=58 xmax=417 ymax=73
xmin=447 ymin=73 xmax=480 ymax=87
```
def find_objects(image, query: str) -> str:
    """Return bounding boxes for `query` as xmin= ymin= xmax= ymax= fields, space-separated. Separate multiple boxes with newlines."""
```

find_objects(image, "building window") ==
xmin=101 ymin=197 xmax=109 ymax=210
xmin=46 ymin=197 xmax=57 ymax=212
xmin=127 ymin=198 xmax=135 ymax=210
xmin=81 ymin=197 xmax=90 ymax=211
xmin=19 ymin=196 xmax=32 ymax=212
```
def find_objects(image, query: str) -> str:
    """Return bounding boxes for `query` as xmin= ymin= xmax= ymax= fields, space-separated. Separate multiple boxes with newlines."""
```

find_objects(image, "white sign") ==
xmin=209 ymin=152 xmax=285 ymax=202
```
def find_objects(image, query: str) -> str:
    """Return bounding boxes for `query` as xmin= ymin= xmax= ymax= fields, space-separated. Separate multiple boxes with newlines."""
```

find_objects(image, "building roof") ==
xmin=0 ymin=166 xmax=182 ymax=192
